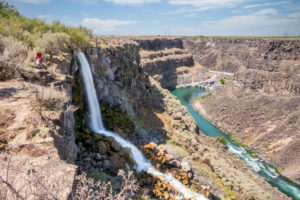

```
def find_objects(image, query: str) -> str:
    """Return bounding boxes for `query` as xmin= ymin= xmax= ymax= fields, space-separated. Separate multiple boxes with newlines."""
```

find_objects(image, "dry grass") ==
xmin=0 ymin=155 xmax=60 ymax=200
xmin=0 ymin=155 xmax=140 ymax=200
xmin=70 ymin=170 xmax=140 ymax=200
xmin=35 ymin=83 xmax=69 ymax=110
xmin=0 ymin=36 xmax=28 ymax=65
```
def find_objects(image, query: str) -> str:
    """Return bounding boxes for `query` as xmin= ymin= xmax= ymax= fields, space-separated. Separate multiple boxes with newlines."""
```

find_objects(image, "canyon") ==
xmin=184 ymin=37 xmax=300 ymax=184
xmin=1 ymin=35 xmax=299 ymax=200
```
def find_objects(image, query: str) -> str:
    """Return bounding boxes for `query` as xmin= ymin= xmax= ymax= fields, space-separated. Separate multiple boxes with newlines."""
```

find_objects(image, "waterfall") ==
xmin=76 ymin=52 xmax=208 ymax=200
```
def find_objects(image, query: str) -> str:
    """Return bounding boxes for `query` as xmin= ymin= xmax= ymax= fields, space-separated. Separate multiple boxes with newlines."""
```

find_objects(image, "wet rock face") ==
xmin=86 ymin=44 xmax=167 ymax=145
xmin=87 ymin=43 xmax=159 ymax=117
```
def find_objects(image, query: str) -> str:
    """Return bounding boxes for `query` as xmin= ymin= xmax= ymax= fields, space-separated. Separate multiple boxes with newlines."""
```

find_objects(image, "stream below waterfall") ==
xmin=171 ymin=87 xmax=300 ymax=200
xmin=76 ymin=52 xmax=208 ymax=200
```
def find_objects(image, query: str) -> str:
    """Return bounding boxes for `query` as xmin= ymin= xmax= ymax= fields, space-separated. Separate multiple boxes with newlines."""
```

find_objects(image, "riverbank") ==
xmin=192 ymin=94 xmax=300 ymax=186
xmin=173 ymin=87 xmax=300 ymax=200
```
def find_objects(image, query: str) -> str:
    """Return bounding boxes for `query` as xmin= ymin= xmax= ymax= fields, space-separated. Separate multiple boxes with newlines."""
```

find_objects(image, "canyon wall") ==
xmin=186 ymin=38 xmax=300 ymax=183
xmin=86 ymin=43 xmax=291 ymax=200
xmin=136 ymin=38 xmax=210 ymax=89
xmin=183 ymin=38 xmax=300 ymax=73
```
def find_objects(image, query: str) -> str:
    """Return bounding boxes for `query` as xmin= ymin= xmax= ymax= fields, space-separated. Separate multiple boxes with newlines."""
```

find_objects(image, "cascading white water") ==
xmin=76 ymin=52 xmax=208 ymax=200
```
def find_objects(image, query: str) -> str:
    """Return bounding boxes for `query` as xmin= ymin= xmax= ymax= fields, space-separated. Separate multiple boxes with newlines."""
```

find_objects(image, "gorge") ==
xmin=80 ymin=36 xmax=300 ymax=200
xmin=1 ymin=34 xmax=299 ymax=200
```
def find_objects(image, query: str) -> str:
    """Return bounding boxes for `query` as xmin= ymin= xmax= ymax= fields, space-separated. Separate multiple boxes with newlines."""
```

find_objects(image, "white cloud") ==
xmin=168 ymin=0 xmax=244 ymax=9
xmin=81 ymin=18 xmax=136 ymax=33
xmin=67 ymin=0 xmax=100 ymax=5
xmin=14 ymin=0 xmax=51 ymax=3
xmin=243 ymin=4 xmax=261 ymax=9
xmin=104 ymin=0 xmax=160 ymax=5
xmin=243 ymin=1 xmax=291 ymax=9
xmin=254 ymin=9 xmax=278 ymax=15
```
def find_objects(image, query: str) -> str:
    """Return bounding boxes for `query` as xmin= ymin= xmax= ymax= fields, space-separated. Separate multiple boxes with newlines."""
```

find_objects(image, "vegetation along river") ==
xmin=171 ymin=87 xmax=300 ymax=200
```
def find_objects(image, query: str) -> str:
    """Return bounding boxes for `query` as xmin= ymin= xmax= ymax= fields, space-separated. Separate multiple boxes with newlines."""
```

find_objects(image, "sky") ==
xmin=7 ymin=0 xmax=300 ymax=36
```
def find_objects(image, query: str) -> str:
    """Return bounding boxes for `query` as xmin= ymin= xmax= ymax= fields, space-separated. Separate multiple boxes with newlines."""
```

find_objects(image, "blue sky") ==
xmin=7 ymin=0 xmax=300 ymax=36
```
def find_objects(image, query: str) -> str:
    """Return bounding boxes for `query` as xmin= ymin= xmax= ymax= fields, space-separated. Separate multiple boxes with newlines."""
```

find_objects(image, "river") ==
xmin=171 ymin=87 xmax=300 ymax=200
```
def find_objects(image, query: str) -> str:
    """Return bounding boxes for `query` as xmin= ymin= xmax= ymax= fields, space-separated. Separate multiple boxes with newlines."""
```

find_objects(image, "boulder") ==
xmin=111 ymin=177 xmax=122 ymax=191
xmin=169 ymin=160 xmax=181 ymax=168
xmin=109 ymin=153 xmax=125 ymax=170
xmin=94 ymin=153 xmax=102 ymax=161
xmin=97 ymin=141 xmax=107 ymax=155
xmin=146 ymin=176 xmax=152 ymax=185
xmin=111 ymin=140 xmax=121 ymax=152
xmin=103 ymin=160 xmax=111 ymax=170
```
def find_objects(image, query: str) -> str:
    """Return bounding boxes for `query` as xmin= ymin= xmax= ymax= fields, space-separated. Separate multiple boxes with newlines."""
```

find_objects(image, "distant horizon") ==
xmin=8 ymin=0 xmax=300 ymax=36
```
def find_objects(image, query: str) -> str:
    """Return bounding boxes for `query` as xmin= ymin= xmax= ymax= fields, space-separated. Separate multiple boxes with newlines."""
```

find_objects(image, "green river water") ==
xmin=171 ymin=87 xmax=300 ymax=200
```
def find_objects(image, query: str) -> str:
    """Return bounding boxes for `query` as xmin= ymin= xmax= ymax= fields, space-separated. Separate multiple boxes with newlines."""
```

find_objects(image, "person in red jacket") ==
xmin=35 ymin=52 xmax=47 ymax=70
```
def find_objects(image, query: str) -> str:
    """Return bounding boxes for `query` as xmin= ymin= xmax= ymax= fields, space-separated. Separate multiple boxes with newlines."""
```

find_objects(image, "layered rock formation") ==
xmin=137 ymin=38 xmax=210 ymax=89
xmin=183 ymin=37 xmax=300 ymax=74
xmin=187 ymin=38 xmax=300 ymax=183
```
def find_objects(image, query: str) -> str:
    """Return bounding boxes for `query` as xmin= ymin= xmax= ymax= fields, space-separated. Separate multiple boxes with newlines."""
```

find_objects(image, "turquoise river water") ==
xmin=171 ymin=87 xmax=300 ymax=200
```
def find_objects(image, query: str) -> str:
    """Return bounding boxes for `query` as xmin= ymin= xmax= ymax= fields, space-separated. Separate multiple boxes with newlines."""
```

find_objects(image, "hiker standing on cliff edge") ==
xmin=35 ymin=52 xmax=47 ymax=70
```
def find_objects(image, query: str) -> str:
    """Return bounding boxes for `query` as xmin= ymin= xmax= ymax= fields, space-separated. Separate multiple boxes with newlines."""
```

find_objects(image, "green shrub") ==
xmin=248 ymin=149 xmax=258 ymax=158
xmin=36 ymin=32 xmax=70 ymax=59
xmin=216 ymin=136 xmax=227 ymax=145
xmin=0 ymin=35 xmax=28 ymax=67
xmin=220 ymin=78 xmax=225 ymax=84
xmin=89 ymin=171 xmax=111 ymax=182
xmin=0 ymin=2 xmax=92 ymax=49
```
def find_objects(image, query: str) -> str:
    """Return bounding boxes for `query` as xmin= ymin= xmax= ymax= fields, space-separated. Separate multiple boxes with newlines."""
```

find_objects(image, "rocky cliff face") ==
xmin=136 ymin=38 xmax=210 ymax=89
xmin=187 ymin=38 xmax=300 ymax=183
xmin=86 ymin=42 xmax=291 ymax=200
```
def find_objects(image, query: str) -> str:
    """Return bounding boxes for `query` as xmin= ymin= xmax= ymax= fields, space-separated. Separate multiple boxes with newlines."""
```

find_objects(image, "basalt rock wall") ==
xmin=136 ymin=38 xmax=210 ymax=89
xmin=183 ymin=38 xmax=300 ymax=73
